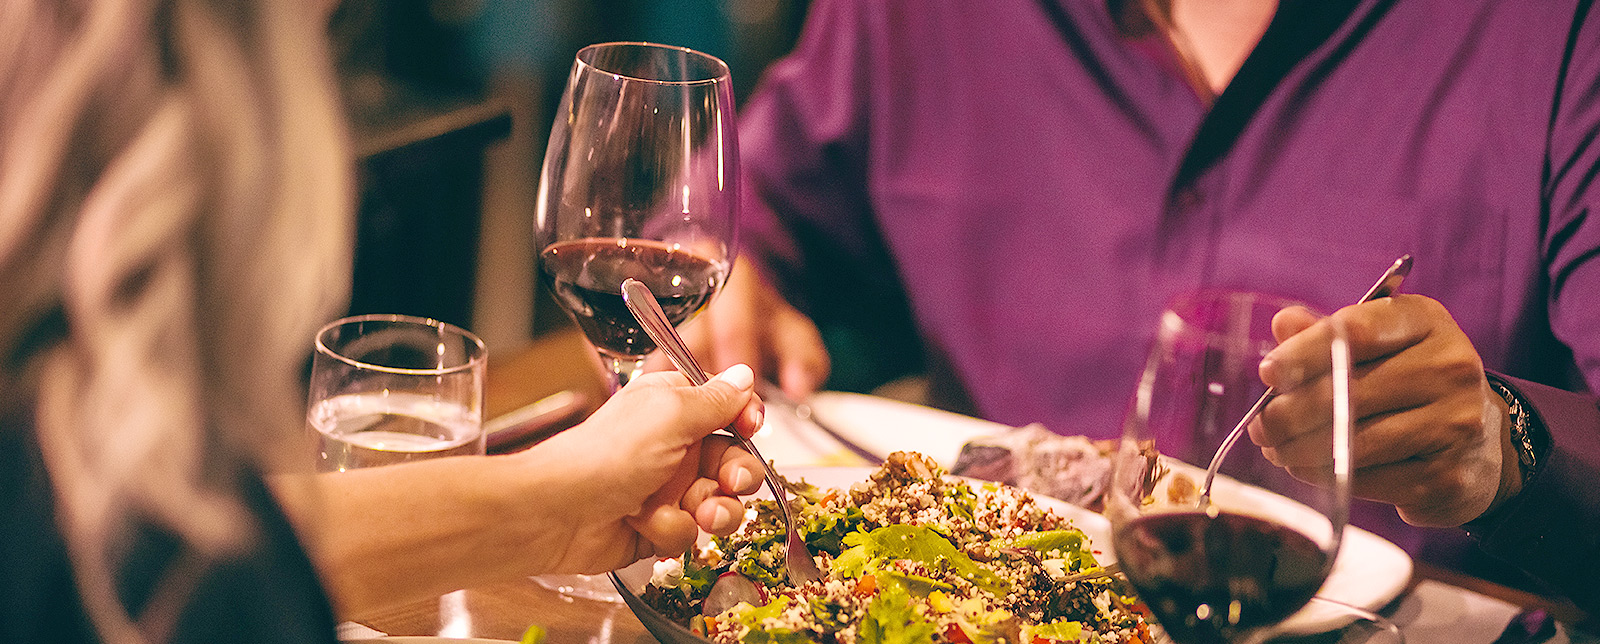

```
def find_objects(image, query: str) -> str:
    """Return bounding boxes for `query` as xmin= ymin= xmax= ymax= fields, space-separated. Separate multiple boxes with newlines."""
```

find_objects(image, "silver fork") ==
xmin=1198 ymin=254 xmax=1412 ymax=506
xmin=620 ymin=278 xmax=824 ymax=586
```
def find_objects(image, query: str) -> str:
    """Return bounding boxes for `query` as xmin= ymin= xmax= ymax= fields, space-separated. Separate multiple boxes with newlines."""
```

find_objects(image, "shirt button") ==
xmin=1171 ymin=186 xmax=1204 ymax=211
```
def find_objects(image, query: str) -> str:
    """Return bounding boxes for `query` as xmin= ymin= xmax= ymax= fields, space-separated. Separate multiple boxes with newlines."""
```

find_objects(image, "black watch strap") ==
xmin=1486 ymin=376 xmax=1547 ymax=485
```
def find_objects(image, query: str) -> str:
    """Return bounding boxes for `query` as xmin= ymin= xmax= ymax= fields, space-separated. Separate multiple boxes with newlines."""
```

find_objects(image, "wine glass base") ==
xmin=1265 ymin=596 xmax=1403 ymax=644
xmin=531 ymin=573 xmax=624 ymax=603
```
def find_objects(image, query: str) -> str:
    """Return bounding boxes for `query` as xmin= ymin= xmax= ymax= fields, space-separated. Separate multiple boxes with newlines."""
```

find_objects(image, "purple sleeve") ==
xmin=1462 ymin=5 xmax=1600 ymax=613
xmin=1544 ymin=3 xmax=1600 ymax=393
xmin=1465 ymin=375 xmax=1600 ymax=614
xmin=736 ymin=0 xmax=902 ymax=316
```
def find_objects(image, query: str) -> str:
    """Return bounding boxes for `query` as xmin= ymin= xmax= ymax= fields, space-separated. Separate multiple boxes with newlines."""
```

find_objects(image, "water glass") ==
xmin=308 ymin=314 xmax=486 ymax=471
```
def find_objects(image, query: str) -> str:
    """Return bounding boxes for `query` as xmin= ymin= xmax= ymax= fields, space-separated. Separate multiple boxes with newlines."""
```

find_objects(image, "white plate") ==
xmin=796 ymin=392 xmax=1414 ymax=634
xmin=801 ymin=391 xmax=999 ymax=468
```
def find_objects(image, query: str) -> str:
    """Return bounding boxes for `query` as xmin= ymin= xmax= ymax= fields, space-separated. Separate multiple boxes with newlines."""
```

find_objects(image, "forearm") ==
xmin=1464 ymin=375 xmax=1600 ymax=613
xmin=269 ymin=451 xmax=570 ymax=617
xmin=267 ymin=370 xmax=761 ymax=618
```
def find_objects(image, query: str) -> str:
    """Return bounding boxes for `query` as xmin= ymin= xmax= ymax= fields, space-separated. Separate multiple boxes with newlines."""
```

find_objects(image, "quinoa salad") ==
xmin=639 ymin=452 xmax=1154 ymax=644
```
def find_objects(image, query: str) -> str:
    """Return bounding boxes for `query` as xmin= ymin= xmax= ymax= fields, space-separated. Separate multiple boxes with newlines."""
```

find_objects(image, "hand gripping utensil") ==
xmin=1197 ymin=254 xmax=1413 ymax=506
xmin=620 ymin=278 xmax=824 ymax=586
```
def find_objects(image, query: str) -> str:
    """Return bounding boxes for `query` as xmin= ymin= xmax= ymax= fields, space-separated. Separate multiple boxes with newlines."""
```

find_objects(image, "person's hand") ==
xmin=516 ymin=365 xmax=766 ymax=573
xmin=654 ymin=262 xmax=830 ymax=400
xmin=273 ymin=366 xmax=765 ymax=615
xmin=1247 ymin=294 xmax=1518 ymax=527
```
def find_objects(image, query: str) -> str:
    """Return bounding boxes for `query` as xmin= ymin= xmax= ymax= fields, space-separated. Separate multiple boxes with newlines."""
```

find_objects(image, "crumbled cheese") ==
xmin=650 ymin=557 xmax=685 ymax=588
xmin=1041 ymin=558 xmax=1069 ymax=580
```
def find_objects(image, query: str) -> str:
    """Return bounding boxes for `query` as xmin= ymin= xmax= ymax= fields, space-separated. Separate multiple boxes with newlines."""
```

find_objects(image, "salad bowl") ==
xmin=611 ymin=462 xmax=1129 ymax=644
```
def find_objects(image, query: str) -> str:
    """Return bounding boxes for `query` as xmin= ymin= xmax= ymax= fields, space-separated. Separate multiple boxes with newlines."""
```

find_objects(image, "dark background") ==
xmin=329 ymin=0 xmax=810 ymax=346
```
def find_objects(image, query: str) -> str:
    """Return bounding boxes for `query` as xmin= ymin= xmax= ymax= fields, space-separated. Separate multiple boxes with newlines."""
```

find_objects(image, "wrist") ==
xmin=499 ymin=443 xmax=600 ymax=570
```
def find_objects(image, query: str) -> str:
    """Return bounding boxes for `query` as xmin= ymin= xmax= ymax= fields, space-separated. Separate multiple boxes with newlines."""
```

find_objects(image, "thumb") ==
xmin=669 ymin=364 xmax=758 ymax=441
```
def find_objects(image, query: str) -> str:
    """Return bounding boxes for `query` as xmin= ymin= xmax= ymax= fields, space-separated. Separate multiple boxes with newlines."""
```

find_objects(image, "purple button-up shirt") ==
xmin=738 ymin=0 xmax=1600 ymax=608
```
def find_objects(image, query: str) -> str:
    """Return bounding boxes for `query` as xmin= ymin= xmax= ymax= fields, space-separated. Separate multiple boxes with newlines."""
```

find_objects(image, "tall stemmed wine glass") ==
xmin=1106 ymin=292 xmax=1394 ymax=644
xmin=536 ymin=41 xmax=738 ymax=388
xmin=532 ymin=41 xmax=739 ymax=601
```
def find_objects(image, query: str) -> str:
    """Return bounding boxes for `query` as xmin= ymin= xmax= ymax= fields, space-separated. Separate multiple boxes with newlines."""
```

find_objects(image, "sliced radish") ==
xmin=702 ymin=571 xmax=768 ymax=616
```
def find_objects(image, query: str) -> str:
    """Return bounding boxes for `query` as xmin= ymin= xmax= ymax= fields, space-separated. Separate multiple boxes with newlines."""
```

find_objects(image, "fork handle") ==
xmin=619 ymin=280 xmax=799 ymax=534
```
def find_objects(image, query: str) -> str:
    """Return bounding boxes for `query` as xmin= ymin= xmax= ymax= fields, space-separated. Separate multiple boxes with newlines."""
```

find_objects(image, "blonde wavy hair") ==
xmin=0 ymin=1 xmax=351 ymax=641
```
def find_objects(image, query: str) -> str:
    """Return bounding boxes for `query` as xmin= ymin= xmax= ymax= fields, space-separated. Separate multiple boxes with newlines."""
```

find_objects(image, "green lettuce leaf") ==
xmin=801 ymin=505 xmax=865 ymax=556
xmin=859 ymin=584 xmax=937 ymax=644
xmin=876 ymin=569 xmax=955 ymax=595
xmin=1012 ymin=529 xmax=1086 ymax=554
xmin=1013 ymin=529 xmax=1099 ymax=570
xmin=831 ymin=525 xmax=1009 ymax=595
xmin=729 ymin=596 xmax=810 ymax=644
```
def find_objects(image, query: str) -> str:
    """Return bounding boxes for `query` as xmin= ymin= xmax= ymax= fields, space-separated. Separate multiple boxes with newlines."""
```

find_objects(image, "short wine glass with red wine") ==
xmin=531 ymin=41 xmax=738 ymax=601
xmin=1106 ymin=292 xmax=1368 ymax=644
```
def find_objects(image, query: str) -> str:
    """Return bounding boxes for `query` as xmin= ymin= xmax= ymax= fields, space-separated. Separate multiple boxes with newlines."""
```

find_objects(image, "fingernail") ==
xmin=1259 ymin=353 xmax=1286 ymax=383
xmin=732 ymin=466 xmax=752 ymax=491
xmin=714 ymin=364 xmax=755 ymax=389
xmin=711 ymin=504 xmax=733 ymax=531
xmin=743 ymin=399 xmax=765 ymax=433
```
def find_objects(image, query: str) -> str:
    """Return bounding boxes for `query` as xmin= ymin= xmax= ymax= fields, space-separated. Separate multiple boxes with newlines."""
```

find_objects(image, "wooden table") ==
xmin=352 ymin=328 xmax=1593 ymax=643
xmin=357 ymin=579 xmax=652 ymax=643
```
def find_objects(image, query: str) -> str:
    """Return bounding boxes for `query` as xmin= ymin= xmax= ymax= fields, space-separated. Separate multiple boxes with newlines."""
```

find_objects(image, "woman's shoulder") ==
xmin=0 ymin=405 xmax=339 ymax=644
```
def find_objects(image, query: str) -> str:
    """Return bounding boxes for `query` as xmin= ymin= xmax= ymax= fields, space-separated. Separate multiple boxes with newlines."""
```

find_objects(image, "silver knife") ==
xmin=757 ymin=381 xmax=886 ymax=465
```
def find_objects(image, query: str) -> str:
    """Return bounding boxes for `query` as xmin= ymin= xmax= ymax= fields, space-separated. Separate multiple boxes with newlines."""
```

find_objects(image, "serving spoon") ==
xmin=620 ymin=278 xmax=824 ymax=586
xmin=1197 ymin=254 xmax=1412 ymax=506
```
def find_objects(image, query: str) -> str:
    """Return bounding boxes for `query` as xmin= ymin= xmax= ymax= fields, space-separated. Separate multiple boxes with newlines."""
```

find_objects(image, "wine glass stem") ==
xmin=606 ymin=354 xmax=647 ymax=392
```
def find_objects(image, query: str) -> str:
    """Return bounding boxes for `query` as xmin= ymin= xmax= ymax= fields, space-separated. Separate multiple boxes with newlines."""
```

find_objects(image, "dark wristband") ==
xmin=1486 ymin=376 xmax=1547 ymax=485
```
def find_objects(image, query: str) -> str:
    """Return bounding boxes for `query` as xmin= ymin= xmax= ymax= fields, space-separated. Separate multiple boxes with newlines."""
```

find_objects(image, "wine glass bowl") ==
xmin=1108 ymin=291 xmax=1354 ymax=644
xmin=541 ymin=238 xmax=726 ymax=361
xmin=536 ymin=41 xmax=738 ymax=387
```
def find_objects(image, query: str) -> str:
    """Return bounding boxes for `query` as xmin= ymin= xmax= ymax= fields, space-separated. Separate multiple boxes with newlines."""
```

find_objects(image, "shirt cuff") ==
xmin=1461 ymin=373 xmax=1600 ymax=613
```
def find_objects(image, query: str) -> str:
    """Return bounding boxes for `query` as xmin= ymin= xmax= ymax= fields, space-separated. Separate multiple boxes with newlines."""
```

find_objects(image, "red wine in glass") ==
xmin=540 ymin=238 xmax=726 ymax=359
xmin=1114 ymin=511 xmax=1330 ymax=644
